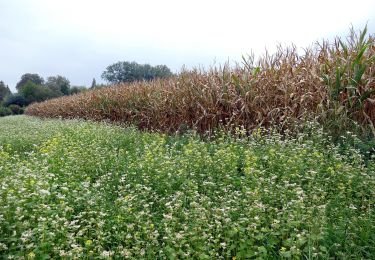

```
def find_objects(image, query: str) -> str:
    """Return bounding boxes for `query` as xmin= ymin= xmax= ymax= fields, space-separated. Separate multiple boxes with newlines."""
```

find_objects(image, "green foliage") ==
xmin=0 ymin=106 xmax=11 ymax=117
xmin=89 ymin=79 xmax=108 ymax=89
xmin=3 ymin=93 xmax=27 ymax=107
xmin=8 ymin=104 xmax=24 ymax=115
xmin=19 ymin=81 xmax=55 ymax=105
xmin=319 ymin=26 xmax=375 ymax=139
xmin=45 ymin=75 xmax=71 ymax=96
xmin=70 ymin=85 xmax=87 ymax=95
xmin=0 ymin=116 xmax=374 ymax=258
xmin=16 ymin=73 xmax=44 ymax=91
xmin=12 ymin=74 xmax=73 ymax=105
xmin=90 ymin=78 xmax=97 ymax=89
xmin=102 ymin=61 xmax=173 ymax=84
xmin=0 ymin=81 xmax=11 ymax=102
xmin=0 ymin=104 xmax=24 ymax=117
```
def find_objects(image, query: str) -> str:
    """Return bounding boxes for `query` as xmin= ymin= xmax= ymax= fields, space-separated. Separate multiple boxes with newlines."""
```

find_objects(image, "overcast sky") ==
xmin=1 ymin=0 xmax=375 ymax=91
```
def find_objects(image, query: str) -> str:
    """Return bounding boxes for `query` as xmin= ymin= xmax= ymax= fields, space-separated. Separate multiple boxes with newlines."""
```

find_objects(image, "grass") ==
xmin=25 ymin=27 xmax=375 ymax=143
xmin=0 ymin=115 xmax=374 ymax=258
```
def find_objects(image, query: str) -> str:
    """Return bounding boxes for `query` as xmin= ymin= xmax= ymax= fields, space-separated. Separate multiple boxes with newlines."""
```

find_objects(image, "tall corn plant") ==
xmin=319 ymin=26 xmax=375 ymax=138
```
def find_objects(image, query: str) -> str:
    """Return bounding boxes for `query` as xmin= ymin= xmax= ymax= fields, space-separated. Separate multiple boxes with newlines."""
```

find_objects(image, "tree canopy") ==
xmin=45 ymin=75 xmax=70 ymax=96
xmin=0 ymin=74 xmax=87 ymax=117
xmin=19 ymin=81 xmax=55 ymax=105
xmin=101 ymin=61 xmax=173 ymax=84
xmin=0 ymin=81 xmax=11 ymax=102
xmin=91 ymin=78 xmax=97 ymax=89
xmin=3 ymin=94 xmax=27 ymax=107
xmin=16 ymin=73 xmax=44 ymax=91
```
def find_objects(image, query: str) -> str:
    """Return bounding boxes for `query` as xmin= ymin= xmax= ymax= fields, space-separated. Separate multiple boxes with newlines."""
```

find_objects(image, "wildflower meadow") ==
xmin=0 ymin=116 xmax=374 ymax=258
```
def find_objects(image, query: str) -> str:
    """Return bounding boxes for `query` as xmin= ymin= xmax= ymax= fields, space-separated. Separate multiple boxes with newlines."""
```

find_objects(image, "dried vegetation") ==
xmin=26 ymin=28 xmax=375 ymax=136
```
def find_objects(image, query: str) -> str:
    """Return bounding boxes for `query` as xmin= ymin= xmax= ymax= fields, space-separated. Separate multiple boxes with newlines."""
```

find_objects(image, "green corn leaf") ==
xmin=231 ymin=74 xmax=243 ymax=95
xmin=359 ymin=25 xmax=368 ymax=45
xmin=352 ymin=44 xmax=369 ymax=69
xmin=353 ymin=63 xmax=366 ymax=86
xmin=339 ymin=38 xmax=348 ymax=57
xmin=335 ymin=68 xmax=342 ymax=94
xmin=252 ymin=67 xmax=260 ymax=77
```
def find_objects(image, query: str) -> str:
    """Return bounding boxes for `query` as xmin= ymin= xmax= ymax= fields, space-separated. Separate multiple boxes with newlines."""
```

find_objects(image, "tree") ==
xmin=3 ymin=94 xmax=27 ymax=107
xmin=70 ymin=86 xmax=87 ymax=95
xmin=0 ymin=81 xmax=11 ymax=102
xmin=19 ymin=81 xmax=54 ymax=105
xmin=101 ymin=61 xmax=173 ymax=84
xmin=91 ymin=78 xmax=97 ymax=89
xmin=16 ymin=73 xmax=44 ymax=91
xmin=45 ymin=75 xmax=70 ymax=96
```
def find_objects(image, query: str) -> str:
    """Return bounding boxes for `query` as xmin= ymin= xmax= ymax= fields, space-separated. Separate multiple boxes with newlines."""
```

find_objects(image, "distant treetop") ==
xmin=91 ymin=78 xmax=97 ymax=89
xmin=16 ymin=73 xmax=44 ymax=91
xmin=101 ymin=61 xmax=173 ymax=84
xmin=45 ymin=75 xmax=70 ymax=96
xmin=0 ymin=81 xmax=11 ymax=102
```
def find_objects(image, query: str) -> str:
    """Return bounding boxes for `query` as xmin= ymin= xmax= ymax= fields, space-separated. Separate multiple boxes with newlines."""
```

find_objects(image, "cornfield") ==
xmin=26 ymin=27 xmax=375 ymax=135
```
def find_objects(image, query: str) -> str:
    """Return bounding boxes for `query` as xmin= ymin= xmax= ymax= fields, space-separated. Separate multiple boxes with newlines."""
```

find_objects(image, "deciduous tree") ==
xmin=16 ymin=73 xmax=44 ymax=91
xmin=0 ymin=81 xmax=11 ymax=102
xmin=102 ymin=61 xmax=173 ymax=84
xmin=45 ymin=75 xmax=70 ymax=96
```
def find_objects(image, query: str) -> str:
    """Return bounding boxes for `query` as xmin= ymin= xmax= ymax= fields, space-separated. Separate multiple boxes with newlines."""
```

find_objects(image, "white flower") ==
xmin=39 ymin=189 xmax=50 ymax=196
xmin=100 ymin=250 xmax=113 ymax=258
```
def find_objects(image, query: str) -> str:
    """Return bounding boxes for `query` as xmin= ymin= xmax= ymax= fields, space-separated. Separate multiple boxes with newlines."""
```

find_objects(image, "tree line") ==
xmin=0 ymin=61 xmax=173 ymax=117
xmin=0 ymin=74 xmax=87 ymax=116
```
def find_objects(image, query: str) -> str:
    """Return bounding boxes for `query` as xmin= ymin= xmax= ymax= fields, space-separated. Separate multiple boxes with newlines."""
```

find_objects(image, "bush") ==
xmin=8 ymin=104 xmax=24 ymax=115
xmin=3 ymin=94 xmax=27 ymax=107
xmin=0 ymin=106 xmax=12 ymax=117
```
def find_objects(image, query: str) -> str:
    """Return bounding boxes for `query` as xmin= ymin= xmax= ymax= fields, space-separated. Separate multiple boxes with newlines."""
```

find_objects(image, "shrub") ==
xmin=3 ymin=94 xmax=27 ymax=107
xmin=0 ymin=106 xmax=11 ymax=117
xmin=8 ymin=104 xmax=24 ymax=115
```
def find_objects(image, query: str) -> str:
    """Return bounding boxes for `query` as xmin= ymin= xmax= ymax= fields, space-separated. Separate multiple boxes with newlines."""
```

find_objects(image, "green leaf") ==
xmin=339 ymin=39 xmax=348 ymax=57
xmin=353 ymin=63 xmax=366 ymax=86
xmin=252 ymin=67 xmax=260 ymax=77
xmin=199 ymin=253 xmax=211 ymax=259
xmin=280 ymin=250 xmax=292 ymax=258
xmin=335 ymin=68 xmax=343 ymax=97
xmin=352 ymin=44 xmax=369 ymax=69
xmin=258 ymin=246 xmax=268 ymax=254
xmin=359 ymin=25 xmax=368 ymax=45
